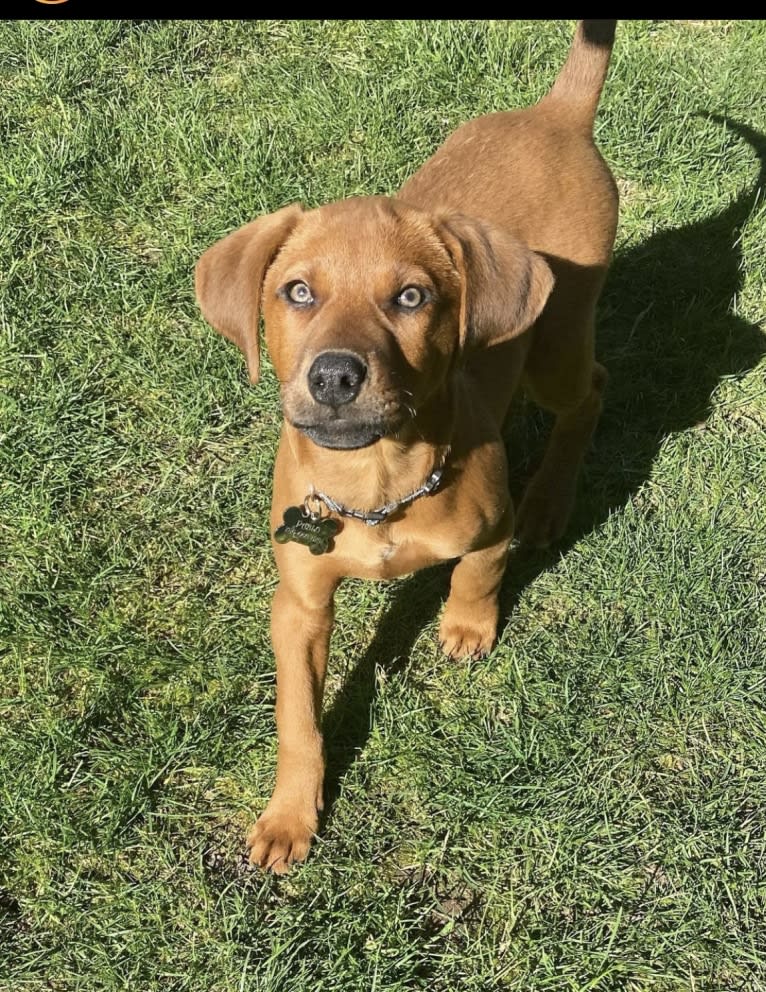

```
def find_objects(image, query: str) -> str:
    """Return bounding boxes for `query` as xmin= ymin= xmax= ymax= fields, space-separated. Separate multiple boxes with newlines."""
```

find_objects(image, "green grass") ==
xmin=1 ymin=18 xmax=765 ymax=992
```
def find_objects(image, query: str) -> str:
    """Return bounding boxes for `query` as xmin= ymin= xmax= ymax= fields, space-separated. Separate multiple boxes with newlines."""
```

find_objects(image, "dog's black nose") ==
xmin=308 ymin=352 xmax=367 ymax=406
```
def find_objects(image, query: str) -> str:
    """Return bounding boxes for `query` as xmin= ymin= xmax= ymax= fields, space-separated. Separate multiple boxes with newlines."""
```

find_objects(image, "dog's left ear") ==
xmin=437 ymin=213 xmax=554 ymax=348
xmin=195 ymin=204 xmax=303 ymax=383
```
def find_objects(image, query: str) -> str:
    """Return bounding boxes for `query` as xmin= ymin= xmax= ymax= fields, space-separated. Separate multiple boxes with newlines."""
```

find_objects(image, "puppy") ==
xmin=196 ymin=20 xmax=618 ymax=872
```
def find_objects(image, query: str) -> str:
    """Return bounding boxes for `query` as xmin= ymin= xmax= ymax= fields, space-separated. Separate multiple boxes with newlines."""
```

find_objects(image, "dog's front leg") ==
xmin=247 ymin=572 xmax=337 ymax=873
xmin=438 ymin=507 xmax=514 ymax=659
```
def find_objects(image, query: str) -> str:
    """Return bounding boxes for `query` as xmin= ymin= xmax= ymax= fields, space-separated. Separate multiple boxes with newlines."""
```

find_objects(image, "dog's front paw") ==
xmin=246 ymin=803 xmax=319 ymax=874
xmin=439 ymin=600 xmax=497 ymax=659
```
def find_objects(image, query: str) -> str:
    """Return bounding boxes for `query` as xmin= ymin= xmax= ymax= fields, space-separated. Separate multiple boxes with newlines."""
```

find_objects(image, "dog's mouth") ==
xmin=292 ymin=417 xmax=389 ymax=450
xmin=284 ymin=381 xmax=410 ymax=451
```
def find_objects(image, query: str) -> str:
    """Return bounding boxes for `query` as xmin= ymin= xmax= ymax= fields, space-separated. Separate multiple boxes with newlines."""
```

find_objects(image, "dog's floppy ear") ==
xmin=437 ymin=213 xmax=554 ymax=349
xmin=195 ymin=204 xmax=303 ymax=383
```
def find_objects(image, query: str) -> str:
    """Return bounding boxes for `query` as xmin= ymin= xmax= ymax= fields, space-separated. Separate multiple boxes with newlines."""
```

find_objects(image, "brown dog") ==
xmin=196 ymin=20 xmax=618 ymax=872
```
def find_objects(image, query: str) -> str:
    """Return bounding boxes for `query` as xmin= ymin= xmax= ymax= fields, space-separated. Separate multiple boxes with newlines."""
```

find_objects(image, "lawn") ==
xmin=1 ymin=18 xmax=765 ymax=992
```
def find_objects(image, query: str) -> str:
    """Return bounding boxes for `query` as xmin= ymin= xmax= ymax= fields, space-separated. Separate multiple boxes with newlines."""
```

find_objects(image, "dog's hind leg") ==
xmin=515 ymin=253 xmax=610 ymax=548
xmin=517 ymin=357 xmax=607 ymax=548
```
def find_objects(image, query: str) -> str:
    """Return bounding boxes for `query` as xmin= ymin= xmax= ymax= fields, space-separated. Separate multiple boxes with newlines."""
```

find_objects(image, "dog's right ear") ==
xmin=195 ymin=204 xmax=303 ymax=384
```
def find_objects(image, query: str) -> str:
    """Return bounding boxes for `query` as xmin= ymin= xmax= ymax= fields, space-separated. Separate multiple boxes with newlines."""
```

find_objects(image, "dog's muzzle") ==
xmin=297 ymin=350 xmax=383 ymax=448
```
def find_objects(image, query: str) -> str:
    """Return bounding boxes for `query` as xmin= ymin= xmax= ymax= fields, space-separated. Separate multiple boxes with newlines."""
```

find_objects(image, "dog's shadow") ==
xmin=321 ymin=116 xmax=766 ymax=813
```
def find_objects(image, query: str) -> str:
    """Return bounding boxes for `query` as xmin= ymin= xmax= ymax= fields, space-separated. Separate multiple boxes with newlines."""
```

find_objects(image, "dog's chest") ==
xmin=340 ymin=533 xmax=439 ymax=580
xmin=335 ymin=512 xmax=474 ymax=580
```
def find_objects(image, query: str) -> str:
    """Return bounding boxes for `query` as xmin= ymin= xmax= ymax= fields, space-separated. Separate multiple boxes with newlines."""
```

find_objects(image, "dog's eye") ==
xmin=395 ymin=286 xmax=426 ymax=310
xmin=284 ymin=281 xmax=314 ymax=306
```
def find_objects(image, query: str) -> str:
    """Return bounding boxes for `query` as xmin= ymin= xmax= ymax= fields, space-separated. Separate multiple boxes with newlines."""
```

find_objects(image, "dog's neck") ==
xmin=284 ymin=385 xmax=456 ymax=513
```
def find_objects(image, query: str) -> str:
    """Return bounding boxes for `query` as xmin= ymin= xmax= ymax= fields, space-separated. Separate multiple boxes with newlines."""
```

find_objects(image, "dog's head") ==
xmin=196 ymin=197 xmax=553 ymax=450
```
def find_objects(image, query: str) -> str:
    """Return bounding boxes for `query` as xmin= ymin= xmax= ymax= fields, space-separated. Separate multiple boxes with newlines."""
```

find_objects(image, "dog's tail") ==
xmin=544 ymin=19 xmax=616 ymax=126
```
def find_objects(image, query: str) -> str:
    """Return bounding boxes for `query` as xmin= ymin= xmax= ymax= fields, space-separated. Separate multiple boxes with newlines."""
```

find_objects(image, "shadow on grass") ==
xmin=321 ymin=116 xmax=766 ymax=812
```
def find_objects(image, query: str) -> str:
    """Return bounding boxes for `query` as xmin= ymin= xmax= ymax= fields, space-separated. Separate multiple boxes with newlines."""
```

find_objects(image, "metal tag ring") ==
xmin=303 ymin=493 xmax=324 ymax=521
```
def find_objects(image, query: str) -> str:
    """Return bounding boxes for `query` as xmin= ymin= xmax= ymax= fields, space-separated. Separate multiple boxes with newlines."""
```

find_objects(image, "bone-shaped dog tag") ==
xmin=274 ymin=506 xmax=340 ymax=555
